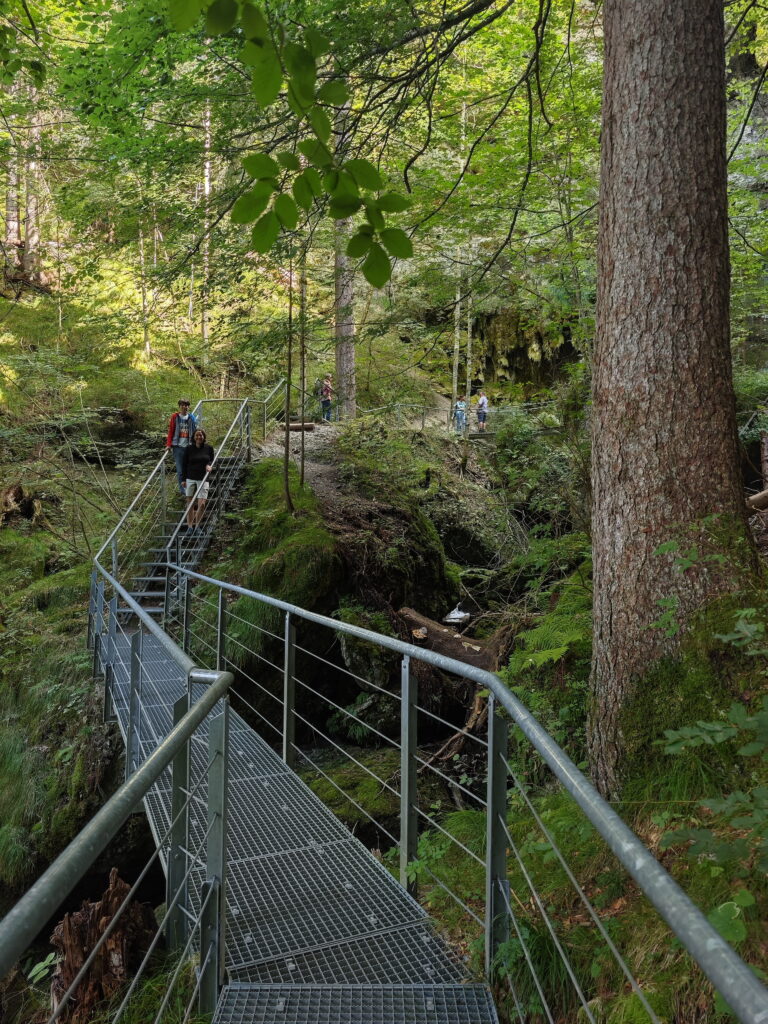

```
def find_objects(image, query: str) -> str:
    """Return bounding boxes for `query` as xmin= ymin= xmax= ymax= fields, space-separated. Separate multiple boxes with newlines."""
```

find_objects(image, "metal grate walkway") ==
xmin=106 ymin=632 xmax=496 ymax=1024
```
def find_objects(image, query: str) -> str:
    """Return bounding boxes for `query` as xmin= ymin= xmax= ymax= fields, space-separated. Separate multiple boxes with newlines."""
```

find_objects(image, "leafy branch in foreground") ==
xmin=169 ymin=0 xmax=413 ymax=287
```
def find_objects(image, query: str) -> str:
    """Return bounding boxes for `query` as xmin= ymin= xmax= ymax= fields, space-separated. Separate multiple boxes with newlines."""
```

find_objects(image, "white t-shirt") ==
xmin=477 ymin=395 xmax=488 ymax=412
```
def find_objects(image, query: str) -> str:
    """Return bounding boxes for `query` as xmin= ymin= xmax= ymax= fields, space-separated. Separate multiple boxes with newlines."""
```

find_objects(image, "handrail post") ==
xmin=166 ymin=695 xmax=191 ymax=951
xmin=283 ymin=612 xmax=296 ymax=768
xmin=103 ymin=596 xmax=118 ymax=723
xmin=86 ymin=569 xmax=97 ymax=650
xmin=245 ymin=402 xmax=252 ymax=461
xmin=485 ymin=694 xmax=509 ymax=975
xmin=262 ymin=399 xmax=267 ymax=440
xmin=216 ymin=588 xmax=226 ymax=671
xmin=125 ymin=631 xmax=142 ymax=778
xmin=111 ymin=535 xmax=118 ymax=578
xmin=200 ymin=699 xmax=229 ymax=1015
xmin=160 ymin=457 xmax=167 ymax=532
xmin=182 ymin=575 xmax=190 ymax=654
xmin=400 ymin=655 xmax=418 ymax=894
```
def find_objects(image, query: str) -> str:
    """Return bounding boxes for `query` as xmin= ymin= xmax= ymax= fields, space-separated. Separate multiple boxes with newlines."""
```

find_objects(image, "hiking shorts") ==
xmin=186 ymin=479 xmax=209 ymax=499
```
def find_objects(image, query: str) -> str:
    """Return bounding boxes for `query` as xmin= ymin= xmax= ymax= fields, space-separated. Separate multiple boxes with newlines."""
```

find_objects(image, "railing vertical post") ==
xmin=125 ymin=631 xmax=142 ymax=778
xmin=283 ymin=612 xmax=296 ymax=768
xmin=107 ymin=596 xmax=117 ymax=661
xmin=262 ymin=399 xmax=267 ymax=440
xmin=162 ymin=563 xmax=171 ymax=626
xmin=200 ymin=700 xmax=229 ymax=1015
xmin=86 ymin=569 xmax=97 ymax=650
xmin=95 ymin=578 xmax=105 ymax=637
xmin=400 ymin=655 xmax=418 ymax=893
xmin=167 ymin=695 xmax=190 ymax=951
xmin=160 ymin=457 xmax=167 ymax=533
xmin=182 ymin=576 xmax=190 ymax=654
xmin=111 ymin=535 xmax=118 ymax=577
xmin=245 ymin=403 xmax=252 ymax=461
xmin=216 ymin=588 xmax=226 ymax=671
xmin=485 ymin=694 xmax=509 ymax=976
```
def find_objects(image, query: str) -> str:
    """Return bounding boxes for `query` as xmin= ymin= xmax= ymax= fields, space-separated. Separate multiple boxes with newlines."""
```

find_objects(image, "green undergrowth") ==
xmin=0 ymin=528 xmax=112 ymax=898
xmin=189 ymin=458 xmax=342 ymax=669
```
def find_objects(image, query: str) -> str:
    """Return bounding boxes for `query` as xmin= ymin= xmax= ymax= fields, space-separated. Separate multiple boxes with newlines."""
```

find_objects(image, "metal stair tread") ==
xmin=212 ymin=984 xmax=499 ymax=1024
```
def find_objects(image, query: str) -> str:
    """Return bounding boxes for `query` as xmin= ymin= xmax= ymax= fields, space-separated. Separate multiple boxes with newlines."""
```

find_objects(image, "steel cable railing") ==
xmin=162 ymin=563 xmax=768 ymax=1024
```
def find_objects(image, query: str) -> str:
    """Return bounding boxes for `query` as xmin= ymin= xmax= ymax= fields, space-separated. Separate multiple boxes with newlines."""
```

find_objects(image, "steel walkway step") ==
xmin=212 ymin=984 xmax=498 ymax=1024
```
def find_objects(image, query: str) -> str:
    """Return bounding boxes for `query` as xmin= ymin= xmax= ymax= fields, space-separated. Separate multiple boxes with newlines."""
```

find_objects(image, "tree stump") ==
xmin=49 ymin=868 xmax=156 ymax=1024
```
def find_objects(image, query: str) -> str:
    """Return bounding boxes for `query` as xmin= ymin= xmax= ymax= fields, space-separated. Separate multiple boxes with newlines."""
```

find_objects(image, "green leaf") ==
xmin=231 ymin=182 xmax=273 ymax=224
xmin=303 ymin=167 xmax=323 ymax=196
xmin=377 ymin=191 xmax=411 ymax=212
xmin=379 ymin=227 xmax=413 ymax=259
xmin=737 ymin=741 xmax=765 ymax=757
xmin=283 ymin=43 xmax=316 ymax=89
xmin=328 ymin=170 xmax=359 ymax=201
xmin=277 ymin=151 xmax=301 ymax=171
xmin=274 ymin=193 xmax=299 ymax=230
xmin=205 ymin=0 xmax=237 ymax=35
xmin=249 ymin=43 xmax=282 ymax=107
xmin=292 ymin=173 xmax=313 ymax=211
xmin=168 ymin=0 xmax=203 ymax=31
xmin=346 ymin=232 xmax=373 ymax=258
xmin=707 ymin=902 xmax=747 ymax=944
xmin=317 ymin=79 xmax=349 ymax=105
xmin=308 ymin=106 xmax=331 ymax=143
xmin=287 ymin=80 xmax=313 ymax=117
xmin=242 ymin=152 xmax=280 ymax=179
xmin=733 ymin=888 xmax=755 ymax=908
xmin=364 ymin=201 xmax=385 ymax=231
xmin=344 ymin=158 xmax=383 ymax=191
xmin=297 ymin=138 xmax=332 ymax=168
xmin=240 ymin=3 xmax=269 ymax=41
xmin=362 ymin=242 xmax=391 ymax=288
xmin=304 ymin=28 xmax=330 ymax=57
xmin=250 ymin=209 xmax=280 ymax=253
xmin=328 ymin=197 xmax=362 ymax=219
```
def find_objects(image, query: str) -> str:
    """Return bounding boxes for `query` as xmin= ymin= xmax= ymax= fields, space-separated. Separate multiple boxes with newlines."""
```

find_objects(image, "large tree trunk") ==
xmin=588 ymin=0 xmax=750 ymax=797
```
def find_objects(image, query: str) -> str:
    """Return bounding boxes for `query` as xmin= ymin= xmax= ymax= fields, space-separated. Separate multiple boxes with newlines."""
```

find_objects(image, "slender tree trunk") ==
xmin=23 ymin=89 xmax=41 ymax=286
xmin=283 ymin=258 xmax=295 ymax=513
xmin=299 ymin=244 xmax=307 ymax=487
xmin=201 ymin=101 xmax=211 ymax=360
xmin=465 ymin=291 xmax=473 ymax=408
xmin=588 ymin=0 xmax=750 ymax=797
xmin=450 ymin=276 xmax=461 ymax=426
xmin=5 ymin=99 xmax=21 ymax=280
xmin=138 ymin=225 xmax=150 ymax=358
xmin=334 ymin=104 xmax=356 ymax=420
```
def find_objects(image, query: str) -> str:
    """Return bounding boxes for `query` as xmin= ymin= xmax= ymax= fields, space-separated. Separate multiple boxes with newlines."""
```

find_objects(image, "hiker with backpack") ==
xmin=165 ymin=399 xmax=197 ymax=497
xmin=320 ymin=374 xmax=334 ymax=422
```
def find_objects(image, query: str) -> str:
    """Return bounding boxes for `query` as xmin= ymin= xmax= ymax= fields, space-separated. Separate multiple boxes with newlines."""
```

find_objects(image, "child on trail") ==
xmin=183 ymin=428 xmax=215 ymax=532
xmin=453 ymin=395 xmax=467 ymax=434
xmin=166 ymin=399 xmax=197 ymax=497
xmin=476 ymin=390 xmax=489 ymax=432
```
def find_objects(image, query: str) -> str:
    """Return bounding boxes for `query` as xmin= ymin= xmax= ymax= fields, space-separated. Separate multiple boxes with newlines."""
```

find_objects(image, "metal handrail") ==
xmin=167 ymin=562 xmax=768 ymax=1024
xmin=0 ymin=563 xmax=233 ymax=981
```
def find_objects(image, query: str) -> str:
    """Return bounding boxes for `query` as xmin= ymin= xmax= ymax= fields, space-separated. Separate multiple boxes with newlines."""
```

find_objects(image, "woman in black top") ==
xmin=183 ymin=429 xmax=215 ymax=530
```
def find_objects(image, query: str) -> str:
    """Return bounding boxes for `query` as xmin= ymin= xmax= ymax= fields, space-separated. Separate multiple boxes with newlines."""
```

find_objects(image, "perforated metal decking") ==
xmin=106 ymin=633 xmax=498 ymax=1024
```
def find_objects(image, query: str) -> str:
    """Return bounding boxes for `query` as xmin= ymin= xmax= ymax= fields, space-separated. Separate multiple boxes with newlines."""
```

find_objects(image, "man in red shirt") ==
xmin=165 ymin=399 xmax=197 ymax=496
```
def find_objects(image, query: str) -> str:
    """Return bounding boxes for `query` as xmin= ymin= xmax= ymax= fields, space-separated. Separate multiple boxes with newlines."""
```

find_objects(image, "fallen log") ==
xmin=284 ymin=422 xmax=316 ymax=432
xmin=747 ymin=488 xmax=768 ymax=510
xmin=397 ymin=607 xmax=501 ymax=671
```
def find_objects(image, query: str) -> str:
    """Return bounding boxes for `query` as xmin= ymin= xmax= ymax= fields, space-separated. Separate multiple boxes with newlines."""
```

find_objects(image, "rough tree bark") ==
xmin=588 ymin=0 xmax=751 ymax=797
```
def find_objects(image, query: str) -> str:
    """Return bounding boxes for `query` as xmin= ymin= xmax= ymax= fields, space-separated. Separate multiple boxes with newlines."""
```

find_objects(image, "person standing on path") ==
xmin=476 ymin=390 xmax=489 ymax=432
xmin=453 ymin=395 xmax=467 ymax=434
xmin=183 ymin=428 xmax=215 ymax=531
xmin=166 ymin=399 xmax=197 ymax=497
xmin=321 ymin=374 xmax=334 ymax=422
